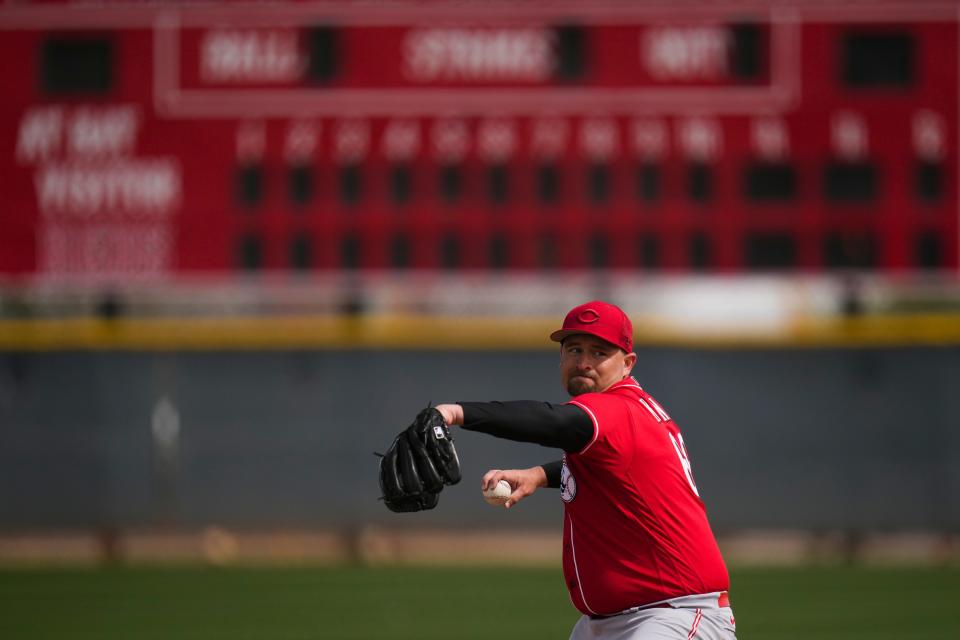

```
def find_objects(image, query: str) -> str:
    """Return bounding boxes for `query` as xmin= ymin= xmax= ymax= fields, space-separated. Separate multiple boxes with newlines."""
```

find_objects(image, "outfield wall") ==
xmin=1 ymin=346 xmax=958 ymax=533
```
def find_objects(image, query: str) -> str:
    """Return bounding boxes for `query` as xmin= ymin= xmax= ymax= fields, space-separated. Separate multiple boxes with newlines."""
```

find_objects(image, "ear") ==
xmin=622 ymin=352 xmax=637 ymax=377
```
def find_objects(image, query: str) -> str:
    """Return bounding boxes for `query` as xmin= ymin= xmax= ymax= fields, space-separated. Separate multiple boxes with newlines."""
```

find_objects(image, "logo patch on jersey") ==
xmin=560 ymin=461 xmax=577 ymax=503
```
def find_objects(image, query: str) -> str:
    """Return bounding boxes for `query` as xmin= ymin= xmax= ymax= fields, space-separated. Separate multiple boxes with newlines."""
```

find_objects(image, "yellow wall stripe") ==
xmin=0 ymin=314 xmax=959 ymax=350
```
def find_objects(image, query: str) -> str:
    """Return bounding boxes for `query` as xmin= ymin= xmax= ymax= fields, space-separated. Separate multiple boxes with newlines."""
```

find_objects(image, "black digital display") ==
xmin=744 ymin=163 xmax=797 ymax=202
xmin=843 ymin=32 xmax=914 ymax=88
xmin=824 ymin=162 xmax=877 ymax=202
xmin=42 ymin=36 xmax=113 ymax=94
xmin=746 ymin=233 xmax=795 ymax=269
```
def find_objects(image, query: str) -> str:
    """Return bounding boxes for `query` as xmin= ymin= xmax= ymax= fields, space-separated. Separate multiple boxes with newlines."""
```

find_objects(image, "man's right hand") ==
xmin=481 ymin=466 xmax=548 ymax=509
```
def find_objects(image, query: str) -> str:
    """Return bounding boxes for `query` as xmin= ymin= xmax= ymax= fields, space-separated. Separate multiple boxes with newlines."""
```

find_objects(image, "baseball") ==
xmin=482 ymin=479 xmax=512 ymax=506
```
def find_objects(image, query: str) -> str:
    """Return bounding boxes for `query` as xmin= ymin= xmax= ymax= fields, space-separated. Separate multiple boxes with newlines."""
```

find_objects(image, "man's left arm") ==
xmin=436 ymin=401 xmax=592 ymax=451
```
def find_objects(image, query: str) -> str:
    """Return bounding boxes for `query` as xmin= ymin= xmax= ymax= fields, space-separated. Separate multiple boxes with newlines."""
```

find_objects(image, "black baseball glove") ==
xmin=378 ymin=407 xmax=461 ymax=512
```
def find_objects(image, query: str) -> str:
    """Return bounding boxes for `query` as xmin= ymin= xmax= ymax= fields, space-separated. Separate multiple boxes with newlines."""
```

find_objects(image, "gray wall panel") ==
xmin=1 ymin=348 xmax=957 ymax=531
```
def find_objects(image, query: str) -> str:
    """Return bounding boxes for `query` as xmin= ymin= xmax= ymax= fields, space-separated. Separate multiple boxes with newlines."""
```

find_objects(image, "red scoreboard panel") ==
xmin=0 ymin=0 xmax=957 ymax=279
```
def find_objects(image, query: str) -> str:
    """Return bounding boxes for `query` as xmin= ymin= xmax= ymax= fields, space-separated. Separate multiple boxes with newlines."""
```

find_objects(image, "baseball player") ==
xmin=380 ymin=300 xmax=735 ymax=639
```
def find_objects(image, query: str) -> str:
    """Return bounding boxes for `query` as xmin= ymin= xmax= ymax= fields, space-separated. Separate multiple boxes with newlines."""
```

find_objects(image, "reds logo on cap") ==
xmin=577 ymin=309 xmax=601 ymax=324
xmin=549 ymin=300 xmax=634 ymax=353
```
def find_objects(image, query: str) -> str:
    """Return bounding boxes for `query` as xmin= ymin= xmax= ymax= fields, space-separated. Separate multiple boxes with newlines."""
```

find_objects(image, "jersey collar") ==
xmin=606 ymin=376 xmax=642 ymax=392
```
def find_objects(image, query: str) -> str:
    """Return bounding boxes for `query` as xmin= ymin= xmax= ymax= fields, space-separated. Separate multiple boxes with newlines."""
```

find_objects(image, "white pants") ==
xmin=569 ymin=602 xmax=736 ymax=640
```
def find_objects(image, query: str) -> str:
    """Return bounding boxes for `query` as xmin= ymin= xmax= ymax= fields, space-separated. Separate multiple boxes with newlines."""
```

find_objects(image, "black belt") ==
xmin=589 ymin=601 xmax=672 ymax=620
xmin=589 ymin=592 xmax=731 ymax=620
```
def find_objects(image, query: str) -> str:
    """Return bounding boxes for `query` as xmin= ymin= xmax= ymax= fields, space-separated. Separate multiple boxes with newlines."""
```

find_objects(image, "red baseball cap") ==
xmin=550 ymin=300 xmax=634 ymax=353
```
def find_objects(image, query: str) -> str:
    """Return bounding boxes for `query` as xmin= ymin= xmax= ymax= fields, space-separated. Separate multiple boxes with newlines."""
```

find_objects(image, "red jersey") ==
xmin=560 ymin=377 xmax=729 ymax=616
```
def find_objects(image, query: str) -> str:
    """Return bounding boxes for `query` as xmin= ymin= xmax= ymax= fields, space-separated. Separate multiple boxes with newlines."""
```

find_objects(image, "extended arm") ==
xmin=436 ymin=400 xmax=593 ymax=452
xmin=434 ymin=401 xmax=583 ymax=508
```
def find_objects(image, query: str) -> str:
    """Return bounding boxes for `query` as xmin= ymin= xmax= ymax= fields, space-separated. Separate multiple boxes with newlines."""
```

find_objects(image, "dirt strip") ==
xmin=0 ymin=528 xmax=957 ymax=566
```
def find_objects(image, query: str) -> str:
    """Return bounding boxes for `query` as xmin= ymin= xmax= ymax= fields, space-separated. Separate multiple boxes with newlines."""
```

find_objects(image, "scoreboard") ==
xmin=0 ymin=0 xmax=957 ymax=279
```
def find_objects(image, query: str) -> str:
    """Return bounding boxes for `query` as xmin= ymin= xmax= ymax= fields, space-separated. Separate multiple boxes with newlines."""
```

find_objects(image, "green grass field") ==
xmin=1 ymin=565 xmax=957 ymax=639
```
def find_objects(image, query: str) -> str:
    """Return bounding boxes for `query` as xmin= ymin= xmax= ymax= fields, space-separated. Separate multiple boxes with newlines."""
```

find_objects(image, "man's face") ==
xmin=559 ymin=334 xmax=637 ymax=396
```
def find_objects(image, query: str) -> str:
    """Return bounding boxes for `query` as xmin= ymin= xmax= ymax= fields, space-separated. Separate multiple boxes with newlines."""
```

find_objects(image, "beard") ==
xmin=566 ymin=375 xmax=597 ymax=396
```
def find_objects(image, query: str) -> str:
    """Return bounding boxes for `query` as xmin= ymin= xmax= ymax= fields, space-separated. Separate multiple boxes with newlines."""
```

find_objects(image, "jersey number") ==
xmin=640 ymin=396 xmax=700 ymax=498
xmin=669 ymin=432 xmax=700 ymax=498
